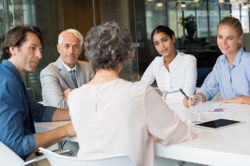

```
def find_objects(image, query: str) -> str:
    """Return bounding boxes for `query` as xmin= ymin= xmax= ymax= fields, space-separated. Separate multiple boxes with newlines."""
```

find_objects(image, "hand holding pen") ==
xmin=180 ymin=89 xmax=204 ymax=108
xmin=179 ymin=89 xmax=189 ymax=100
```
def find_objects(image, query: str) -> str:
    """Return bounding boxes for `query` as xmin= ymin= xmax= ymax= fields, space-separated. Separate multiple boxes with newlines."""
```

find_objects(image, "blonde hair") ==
xmin=217 ymin=16 xmax=243 ymax=36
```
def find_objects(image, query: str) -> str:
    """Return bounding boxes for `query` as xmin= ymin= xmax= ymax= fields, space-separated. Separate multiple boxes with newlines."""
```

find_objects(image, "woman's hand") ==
xmin=220 ymin=96 xmax=250 ymax=104
xmin=150 ymin=134 xmax=160 ymax=142
xmin=182 ymin=98 xmax=189 ymax=107
xmin=182 ymin=93 xmax=206 ymax=107
xmin=63 ymin=88 xmax=73 ymax=99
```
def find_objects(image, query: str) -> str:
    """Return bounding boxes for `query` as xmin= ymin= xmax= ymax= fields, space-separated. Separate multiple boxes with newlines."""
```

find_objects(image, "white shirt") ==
xmin=59 ymin=58 xmax=77 ymax=72
xmin=141 ymin=51 xmax=197 ymax=101
xmin=68 ymin=79 xmax=194 ymax=166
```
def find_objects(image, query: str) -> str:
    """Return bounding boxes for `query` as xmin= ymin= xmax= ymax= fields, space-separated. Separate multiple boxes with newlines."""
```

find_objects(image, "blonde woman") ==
xmin=184 ymin=16 xmax=250 ymax=106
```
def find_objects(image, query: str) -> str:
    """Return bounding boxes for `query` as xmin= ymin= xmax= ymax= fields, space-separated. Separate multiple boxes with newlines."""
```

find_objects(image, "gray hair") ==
xmin=58 ymin=29 xmax=84 ymax=46
xmin=84 ymin=21 xmax=132 ymax=71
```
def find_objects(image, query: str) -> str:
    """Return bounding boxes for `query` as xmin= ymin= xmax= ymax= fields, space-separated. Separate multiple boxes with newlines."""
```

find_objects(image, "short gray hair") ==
xmin=58 ymin=29 xmax=84 ymax=46
xmin=84 ymin=21 xmax=132 ymax=71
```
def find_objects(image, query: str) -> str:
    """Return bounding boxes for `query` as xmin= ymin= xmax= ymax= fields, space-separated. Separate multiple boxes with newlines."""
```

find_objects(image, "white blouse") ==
xmin=141 ymin=51 xmax=197 ymax=101
xmin=68 ymin=79 xmax=194 ymax=166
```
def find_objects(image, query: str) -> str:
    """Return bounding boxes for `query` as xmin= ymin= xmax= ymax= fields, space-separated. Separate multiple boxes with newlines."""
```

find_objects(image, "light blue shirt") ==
xmin=200 ymin=48 xmax=250 ymax=100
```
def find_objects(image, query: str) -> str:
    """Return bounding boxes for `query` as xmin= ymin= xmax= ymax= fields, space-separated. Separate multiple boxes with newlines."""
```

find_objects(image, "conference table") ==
xmin=35 ymin=101 xmax=250 ymax=166
xmin=156 ymin=100 xmax=250 ymax=166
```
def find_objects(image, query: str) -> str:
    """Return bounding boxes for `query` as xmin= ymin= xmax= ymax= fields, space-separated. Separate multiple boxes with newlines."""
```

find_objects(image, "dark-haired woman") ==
xmin=141 ymin=25 xmax=197 ymax=104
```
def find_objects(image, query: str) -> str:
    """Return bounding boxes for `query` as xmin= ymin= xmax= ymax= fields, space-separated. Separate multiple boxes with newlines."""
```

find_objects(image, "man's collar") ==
xmin=2 ymin=60 xmax=23 ymax=80
xmin=59 ymin=58 xmax=77 ymax=72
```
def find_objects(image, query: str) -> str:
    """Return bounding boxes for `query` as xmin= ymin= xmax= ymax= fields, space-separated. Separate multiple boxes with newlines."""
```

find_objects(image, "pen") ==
xmin=179 ymin=89 xmax=189 ymax=99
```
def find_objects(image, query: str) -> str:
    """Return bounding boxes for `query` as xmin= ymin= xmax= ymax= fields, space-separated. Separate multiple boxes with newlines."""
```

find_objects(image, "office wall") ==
xmin=23 ymin=0 xmax=101 ymax=100
xmin=57 ymin=0 xmax=101 ymax=61
xmin=59 ymin=0 xmax=100 ymax=37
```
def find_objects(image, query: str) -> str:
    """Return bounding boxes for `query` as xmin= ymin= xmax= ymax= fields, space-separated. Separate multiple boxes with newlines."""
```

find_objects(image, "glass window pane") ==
xmin=196 ymin=1 xmax=208 ymax=38
xmin=209 ymin=1 xmax=219 ymax=36
xmin=145 ymin=0 xmax=167 ymax=39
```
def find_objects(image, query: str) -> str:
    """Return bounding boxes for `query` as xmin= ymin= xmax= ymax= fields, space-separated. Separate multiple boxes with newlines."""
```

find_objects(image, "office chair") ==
xmin=39 ymin=147 xmax=135 ymax=166
xmin=0 ymin=141 xmax=45 ymax=166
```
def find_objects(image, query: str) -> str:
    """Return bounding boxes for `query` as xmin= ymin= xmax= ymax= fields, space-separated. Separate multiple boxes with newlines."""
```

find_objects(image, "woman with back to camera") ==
xmin=68 ymin=22 xmax=196 ymax=166
xmin=141 ymin=25 xmax=197 ymax=105
xmin=184 ymin=16 xmax=250 ymax=106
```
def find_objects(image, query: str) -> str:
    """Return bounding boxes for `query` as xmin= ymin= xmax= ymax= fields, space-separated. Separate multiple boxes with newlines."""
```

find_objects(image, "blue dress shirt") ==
xmin=0 ymin=60 xmax=56 ymax=159
xmin=200 ymin=48 xmax=250 ymax=100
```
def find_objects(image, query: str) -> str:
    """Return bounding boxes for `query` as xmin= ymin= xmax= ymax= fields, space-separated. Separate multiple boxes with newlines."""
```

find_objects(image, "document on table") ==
xmin=196 ymin=101 xmax=225 ymax=112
